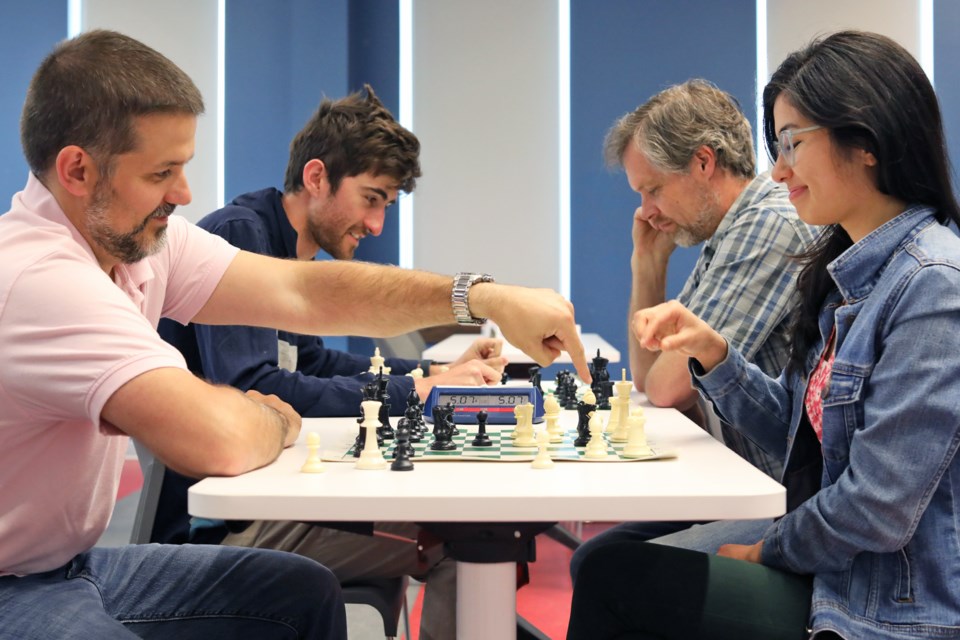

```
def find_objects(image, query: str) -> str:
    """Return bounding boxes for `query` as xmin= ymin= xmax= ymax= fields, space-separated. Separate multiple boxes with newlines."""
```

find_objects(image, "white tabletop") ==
xmin=189 ymin=400 xmax=784 ymax=640
xmin=189 ymin=404 xmax=784 ymax=524
xmin=420 ymin=332 xmax=620 ymax=365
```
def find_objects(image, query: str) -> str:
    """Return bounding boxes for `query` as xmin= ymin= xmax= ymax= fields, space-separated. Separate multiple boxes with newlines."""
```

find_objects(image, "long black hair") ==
xmin=762 ymin=31 xmax=960 ymax=375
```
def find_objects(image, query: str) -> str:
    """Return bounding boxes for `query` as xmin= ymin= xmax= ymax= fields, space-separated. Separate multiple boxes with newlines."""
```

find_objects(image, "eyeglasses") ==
xmin=774 ymin=125 xmax=822 ymax=167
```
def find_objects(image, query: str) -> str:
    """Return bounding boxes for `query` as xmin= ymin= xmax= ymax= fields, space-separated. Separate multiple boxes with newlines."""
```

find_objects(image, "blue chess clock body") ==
xmin=423 ymin=386 xmax=544 ymax=424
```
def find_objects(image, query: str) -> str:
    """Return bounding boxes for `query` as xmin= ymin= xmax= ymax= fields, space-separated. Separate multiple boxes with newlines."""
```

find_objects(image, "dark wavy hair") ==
xmin=284 ymin=84 xmax=421 ymax=195
xmin=762 ymin=31 xmax=960 ymax=375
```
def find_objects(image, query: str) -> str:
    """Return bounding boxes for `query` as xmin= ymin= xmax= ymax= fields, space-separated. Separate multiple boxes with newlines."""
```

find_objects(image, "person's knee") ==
xmin=279 ymin=552 xmax=341 ymax=594
xmin=569 ymin=537 xmax=594 ymax=584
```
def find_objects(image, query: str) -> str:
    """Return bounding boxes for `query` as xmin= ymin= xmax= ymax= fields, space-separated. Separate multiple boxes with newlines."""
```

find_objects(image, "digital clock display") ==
xmin=436 ymin=394 xmax=530 ymax=408
xmin=424 ymin=386 xmax=545 ymax=424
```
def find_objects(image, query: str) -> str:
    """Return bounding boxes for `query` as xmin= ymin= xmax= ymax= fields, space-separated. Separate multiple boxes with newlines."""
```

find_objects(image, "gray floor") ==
xmin=98 ymin=471 xmax=419 ymax=639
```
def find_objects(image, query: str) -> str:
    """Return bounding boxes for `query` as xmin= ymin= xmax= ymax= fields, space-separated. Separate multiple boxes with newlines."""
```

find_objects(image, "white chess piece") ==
xmin=531 ymin=429 xmax=554 ymax=469
xmin=368 ymin=347 xmax=392 ymax=375
xmin=585 ymin=412 xmax=608 ymax=459
xmin=406 ymin=365 xmax=424 ymax=378
xmin=544 ymin=393 xmax=564 ymax=443
xmin=300 ymin=431 xmax=325 ymax=473
xmin=623 ymin=406 xmax=653 ymax=458
xmin=356 ymin=400 xmax=388 ymax=469
xmin=582 ymin=387 xmax=597 ymax=407
xmin=514 ymin=403 xmax=537 ymax=447
xmin=508 ymin=404 xmax=522 ymax=439
xmin=607 ymin=369 xmax=632 ymax=442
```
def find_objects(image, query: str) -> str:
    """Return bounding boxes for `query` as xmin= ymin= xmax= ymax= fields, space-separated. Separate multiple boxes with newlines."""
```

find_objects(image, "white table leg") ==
xmin=456 ymin=560 xmax=516 ymax=640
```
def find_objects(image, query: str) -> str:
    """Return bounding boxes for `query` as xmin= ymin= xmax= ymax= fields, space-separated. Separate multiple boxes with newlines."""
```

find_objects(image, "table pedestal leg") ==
xmin=457 ymin=560 xmax=516 ymax=640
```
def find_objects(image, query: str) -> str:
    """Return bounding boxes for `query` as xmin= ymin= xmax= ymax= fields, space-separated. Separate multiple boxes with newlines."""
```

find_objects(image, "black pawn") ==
xmin=501 ymin=371 xmax=510 ymax=385
xmin=471 ymin=410 xmax=493 ymax=447
xmin=391 ymin=422 xmax=415 ymax=471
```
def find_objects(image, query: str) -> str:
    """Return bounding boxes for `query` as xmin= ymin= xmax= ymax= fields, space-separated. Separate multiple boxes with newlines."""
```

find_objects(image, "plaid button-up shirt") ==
xmin=678 ymin=173 xmax=818 ymax=477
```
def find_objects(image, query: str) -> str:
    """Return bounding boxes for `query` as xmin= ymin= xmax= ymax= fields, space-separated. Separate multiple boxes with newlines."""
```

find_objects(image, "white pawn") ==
xmin=406 ymin=365 xmax=424 ymax=378
xmin=368 ymin=347 xmax=392 ymax=375
xmin=585 ymin=412 xmax=608 ymax=459
xmin=514 ymin=403 xmax=537 ymax=447
xmin=623 ymin=406 xmax=653 ymax=458
xmin=544 ymin=393 xmax=564 ymax=443
xmin=531 ymin=429 xmax=554 ymax=469
xmin=300 ymin=431 xmax=325 ymax=473
xmin=356 ymin=400 xmax=388 ymax=470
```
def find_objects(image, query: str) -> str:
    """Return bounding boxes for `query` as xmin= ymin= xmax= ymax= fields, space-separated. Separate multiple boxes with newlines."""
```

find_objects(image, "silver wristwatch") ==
xmin=451 ymin=272 xmax=495 ymax=325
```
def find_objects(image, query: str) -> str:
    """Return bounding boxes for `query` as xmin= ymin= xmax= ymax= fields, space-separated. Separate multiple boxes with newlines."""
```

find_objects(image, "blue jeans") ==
xmin=570 ymin=519 xmax=772 ymax=584
xmin=0 ymin=544 xmax=346 ymax=639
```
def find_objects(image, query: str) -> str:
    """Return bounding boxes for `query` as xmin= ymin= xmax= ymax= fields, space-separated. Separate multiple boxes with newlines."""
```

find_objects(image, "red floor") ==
xmin=406 ymin=523 xmax=612 ymax=639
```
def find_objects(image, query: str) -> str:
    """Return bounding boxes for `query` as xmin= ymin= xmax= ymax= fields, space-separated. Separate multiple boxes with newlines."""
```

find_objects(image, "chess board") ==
xmin=323 ymin=426 xmax=675 ymax=463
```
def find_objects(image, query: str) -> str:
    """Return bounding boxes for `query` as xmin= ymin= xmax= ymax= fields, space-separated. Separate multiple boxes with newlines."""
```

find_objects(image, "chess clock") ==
xmin=423 ymin=386 xmax=544 ymax=425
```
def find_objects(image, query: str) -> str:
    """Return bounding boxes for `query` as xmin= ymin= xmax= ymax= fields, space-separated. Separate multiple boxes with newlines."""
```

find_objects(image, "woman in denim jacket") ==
xmin=568 ymin=31 xmax=960 ymax=640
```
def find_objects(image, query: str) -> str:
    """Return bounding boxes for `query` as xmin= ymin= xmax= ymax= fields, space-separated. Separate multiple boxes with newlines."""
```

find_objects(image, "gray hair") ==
xmin=604 ymin=79 xmax=755 ymax=179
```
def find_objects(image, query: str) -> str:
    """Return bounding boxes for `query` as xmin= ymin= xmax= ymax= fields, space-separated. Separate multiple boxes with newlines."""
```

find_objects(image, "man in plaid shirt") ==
xmin=571 ymin=80 xmax=816 ymax=580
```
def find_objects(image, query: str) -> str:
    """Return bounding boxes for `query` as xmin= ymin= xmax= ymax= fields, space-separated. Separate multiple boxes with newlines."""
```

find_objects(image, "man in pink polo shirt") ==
xmin=0 ymin=31 xmax=590 ymax=639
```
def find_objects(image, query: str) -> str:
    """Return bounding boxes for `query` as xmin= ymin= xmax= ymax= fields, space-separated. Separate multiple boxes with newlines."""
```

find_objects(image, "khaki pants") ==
xmin=222 ymin=520 xmax=455 ymax=640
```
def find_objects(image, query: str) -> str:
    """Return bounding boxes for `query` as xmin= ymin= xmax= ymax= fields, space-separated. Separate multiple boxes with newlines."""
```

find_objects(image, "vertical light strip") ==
xmin=755 ymin=0 xmax=769 ymax=173
xmin=398 ymin=0 xmax=414 ymax=269
xmin=216 ymin=0 xmax=226 ymax=207
xmin=68 ymin=0 xmax=82 ymax=36
xmin=919 ymin=0 xmax=934 ymax=84
xmin=558 ymin=0 xmax=571 ymax=300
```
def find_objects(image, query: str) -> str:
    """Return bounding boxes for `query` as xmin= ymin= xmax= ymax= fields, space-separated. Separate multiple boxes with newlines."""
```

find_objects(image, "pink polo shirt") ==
xmin=0 ymin=174 xmax=239 ymax=576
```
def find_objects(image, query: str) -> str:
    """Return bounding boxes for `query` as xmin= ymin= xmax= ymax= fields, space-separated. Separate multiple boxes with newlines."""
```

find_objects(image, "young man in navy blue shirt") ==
xmin=157 ymin=86 xmax=505 ymax=640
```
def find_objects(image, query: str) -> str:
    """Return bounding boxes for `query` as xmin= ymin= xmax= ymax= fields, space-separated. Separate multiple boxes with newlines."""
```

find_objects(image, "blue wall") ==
xmin=569 ymin=0 xmax=758 ymax=364
xmin=224 ymin=0 xmax=348 ymax=200
xmin=935 ymin=0 xmax=960 ymax=199
xmin=0 ymin=2 xmax=66 ymax=201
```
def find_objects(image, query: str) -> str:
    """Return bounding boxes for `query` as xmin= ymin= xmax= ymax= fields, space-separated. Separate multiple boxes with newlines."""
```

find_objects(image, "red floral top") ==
xmin=804 ymin=326 xmax=836 ymax=443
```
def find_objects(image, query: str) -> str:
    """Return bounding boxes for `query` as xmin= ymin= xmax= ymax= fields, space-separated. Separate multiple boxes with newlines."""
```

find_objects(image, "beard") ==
xmin=671 ymin=185 xmax=722 ymax=248
xmin=305 ymin=195 xmax=360 ymax=260
xmin=86 ymin=183 xmax=175 ymax=264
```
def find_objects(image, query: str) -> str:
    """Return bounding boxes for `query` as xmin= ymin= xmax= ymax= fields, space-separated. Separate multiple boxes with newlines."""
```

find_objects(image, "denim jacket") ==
xmin=694 ymin=206 xmax=960 ymax=639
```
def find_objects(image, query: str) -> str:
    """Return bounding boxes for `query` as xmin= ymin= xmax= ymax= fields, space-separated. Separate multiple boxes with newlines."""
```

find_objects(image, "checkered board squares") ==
xmin=325 ymin=427 xmax=675 ymax=463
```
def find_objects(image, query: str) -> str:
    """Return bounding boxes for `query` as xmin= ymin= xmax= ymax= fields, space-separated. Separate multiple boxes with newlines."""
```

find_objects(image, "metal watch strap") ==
xmin=451 ymin=272 xmax=494 ymax=325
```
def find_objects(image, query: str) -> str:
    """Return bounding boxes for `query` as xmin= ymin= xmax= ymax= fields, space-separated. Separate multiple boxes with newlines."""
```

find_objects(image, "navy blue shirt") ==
xmin=159 ymin=188 xmax=418 ymax=416
xmin=153 ymin=188 xmax=421 ymax=543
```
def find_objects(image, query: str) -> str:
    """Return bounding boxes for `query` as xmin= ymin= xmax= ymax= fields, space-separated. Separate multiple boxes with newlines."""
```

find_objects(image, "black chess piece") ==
xmin=597 ymin=379 xmax=615 ymax=411
xmin=500 ymin=371 xmax=510 ymax=385
xmin=589 ymin=349 xmax=611 ymax=408
xmin=377 ymin=399 xmax=395 ymax=441
xmin=399 ymin=406 xmax=422 ymax=443
xmin=471 ymin=409 xmax=492 ymax=447
xmin=574 ymin=396 xmax=596 ymax=447
xmin=404 ymin=388 xmax=426 ymax=437
xmin=391 ymin=420 xmax=415 ymax=471
xmin=429 ymin=405 xmax=457 ymax=451
xmin=560 ymin=371 xmax=580 ymax=410
xmin=352 ymin=416 xmax=364 ymax=458
xmin=441 ymin=402 xmax=460 ymax=436
xmin=528 ymin=365 xmax=543 ymax=396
